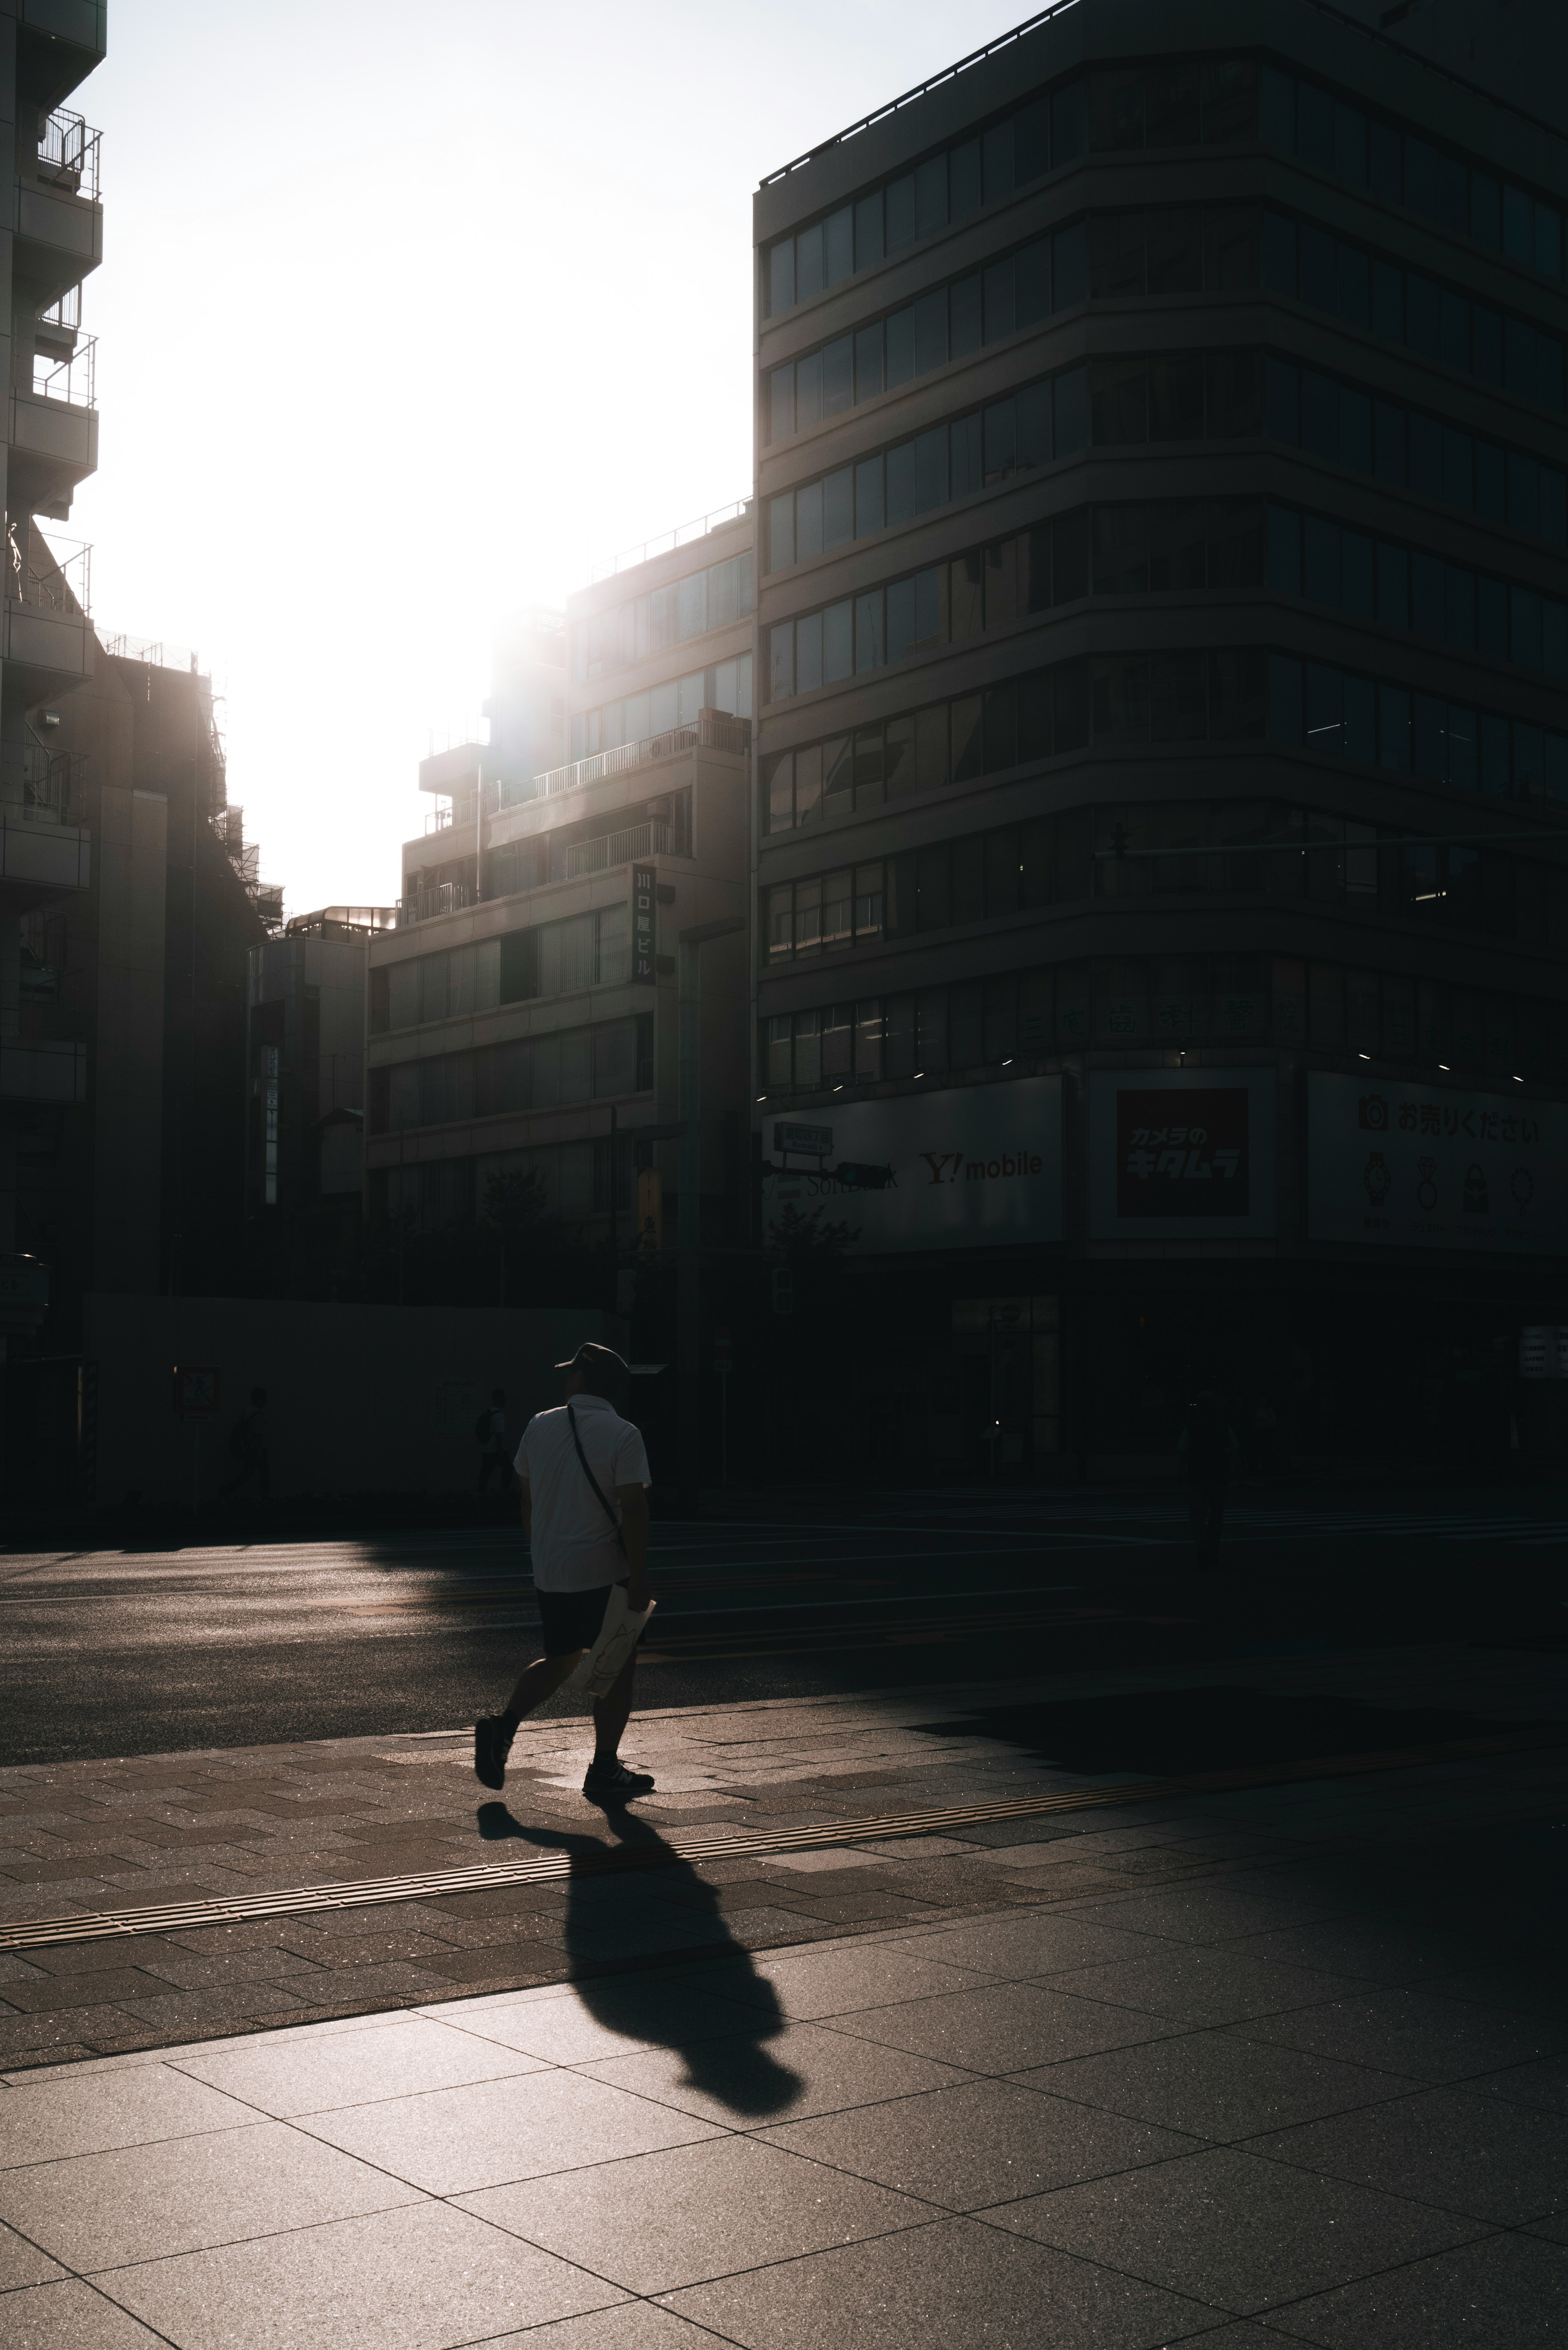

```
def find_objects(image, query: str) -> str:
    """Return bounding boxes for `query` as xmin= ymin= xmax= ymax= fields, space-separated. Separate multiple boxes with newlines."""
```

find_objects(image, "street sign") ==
xmin=173 ymin=1365 xmax=221 ymax=1416
xmin=1519 ymin=1327 xmax=1568 ymax=1379
xmin=637 ymin=1167 xmax=663 ymax=1254
xmin=773 ymin=1120 xmax=832 ymax=1158
xmin=632 ymin=863 xmax=656 ymax=984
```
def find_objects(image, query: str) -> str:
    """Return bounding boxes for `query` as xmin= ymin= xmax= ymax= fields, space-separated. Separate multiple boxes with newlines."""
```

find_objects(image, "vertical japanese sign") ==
xmin=1308 ymin=1074 xmax=1568 ymax=1253
xmin=632 ymin=864 xmax=656 ymax=984
xmin=1089 ymin=1070 xmax=1276 ymax=1239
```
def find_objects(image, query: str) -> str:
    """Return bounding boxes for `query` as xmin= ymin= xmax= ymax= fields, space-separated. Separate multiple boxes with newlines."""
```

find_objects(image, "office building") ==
xmin=753 ymin=0 xmax=1568 ymax=1471
xmin=245 ymin=905 xmax=394 ymax=1261
xmin=365 ymin=524 xmax=752 ymax=1271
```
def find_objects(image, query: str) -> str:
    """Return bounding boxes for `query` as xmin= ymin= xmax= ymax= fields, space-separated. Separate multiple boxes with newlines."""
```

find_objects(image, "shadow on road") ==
xmin=475 ymin=1797 xmax=802 ymax=2118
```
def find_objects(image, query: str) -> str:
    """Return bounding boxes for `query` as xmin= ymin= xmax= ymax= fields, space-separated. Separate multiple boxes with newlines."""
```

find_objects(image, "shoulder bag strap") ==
xmin=566 ymin=1403 xmax=627 ymax=1556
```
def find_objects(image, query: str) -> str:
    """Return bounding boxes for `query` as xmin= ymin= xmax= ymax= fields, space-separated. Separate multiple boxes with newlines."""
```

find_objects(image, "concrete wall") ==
xmin=83 ymin=1293 xmax=629 ymax=1505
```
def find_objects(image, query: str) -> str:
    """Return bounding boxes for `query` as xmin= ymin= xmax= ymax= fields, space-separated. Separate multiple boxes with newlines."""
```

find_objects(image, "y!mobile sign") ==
xmin=1308 ymin=1073 xmax=1568 ymax=1254
xmin=1089 ymin=1068 xmax=1276 ymax=1239
xmin=758 ymin=1076 xmax=1062 ymax=1251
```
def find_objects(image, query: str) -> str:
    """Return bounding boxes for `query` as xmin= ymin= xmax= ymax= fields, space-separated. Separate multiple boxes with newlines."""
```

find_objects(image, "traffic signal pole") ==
xmin=677 ymin=917 xmax=743 ymax=1513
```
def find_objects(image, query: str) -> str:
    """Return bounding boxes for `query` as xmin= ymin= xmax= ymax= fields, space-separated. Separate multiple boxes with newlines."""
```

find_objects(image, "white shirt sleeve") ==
xmin=612 ymin=1422 xmax=652 ymax=1487
xmin=513 ymin=1419 xmax=534 ymax=1477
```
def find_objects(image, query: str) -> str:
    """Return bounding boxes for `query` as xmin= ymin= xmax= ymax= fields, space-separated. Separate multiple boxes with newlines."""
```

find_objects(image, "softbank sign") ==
xmin=760 ymin=1076 xmax=1062 ymax=1252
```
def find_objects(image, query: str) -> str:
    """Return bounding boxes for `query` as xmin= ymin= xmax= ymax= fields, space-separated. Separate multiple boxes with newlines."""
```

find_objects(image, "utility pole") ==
xmin=677 ymin=916 xmax=742 ymax=1513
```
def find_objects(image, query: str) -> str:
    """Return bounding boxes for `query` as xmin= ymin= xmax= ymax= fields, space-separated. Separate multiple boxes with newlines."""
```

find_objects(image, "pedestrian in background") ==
xmin=220 ymin=1387 xmax=270 ymax=1505
xmin=475 ymin=1343 xmax=655 ymax=1803
xmin=476 ymin=1387 xmax=511 ymax=1495
xmin=1178 ymin=1388 xmax=1240 ymax=1568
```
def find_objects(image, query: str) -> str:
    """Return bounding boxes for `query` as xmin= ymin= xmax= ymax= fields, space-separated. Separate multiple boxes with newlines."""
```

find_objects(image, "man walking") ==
xmin=1178 ymin=1387 xmax=1241 ymax=1568
xmin=476 ymin=1387 xmax=511 ymax=1496
xmin=475 ymin=1342 xmax=655 ymax=1803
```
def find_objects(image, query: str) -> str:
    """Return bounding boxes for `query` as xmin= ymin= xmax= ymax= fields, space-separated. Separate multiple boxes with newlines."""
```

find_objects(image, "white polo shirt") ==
xmin=514 ymin=1395 xmax=651 ymax=1592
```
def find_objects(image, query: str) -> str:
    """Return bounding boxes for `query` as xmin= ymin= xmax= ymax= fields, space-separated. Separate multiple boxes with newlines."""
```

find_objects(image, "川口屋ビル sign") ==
xmin=1089 ymin=1069 xmax=1276 ymax=1238
xmin=758 ymin=1076 xmax=1061 ymax=1252
xmin=632 ymin=863 xmax=656 ymax=984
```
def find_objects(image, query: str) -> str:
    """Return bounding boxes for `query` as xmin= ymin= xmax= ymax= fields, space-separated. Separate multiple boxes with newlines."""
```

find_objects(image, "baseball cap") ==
xmin=554 ymin=1341 xmax=630 ymax=1379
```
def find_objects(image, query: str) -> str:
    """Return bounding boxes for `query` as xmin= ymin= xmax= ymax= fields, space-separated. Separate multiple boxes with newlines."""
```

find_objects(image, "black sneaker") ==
xmin=583 ymin=1757 xmax=655 ymax=1800
xmin=475 ymin=1716 xmax=511 ymax=1790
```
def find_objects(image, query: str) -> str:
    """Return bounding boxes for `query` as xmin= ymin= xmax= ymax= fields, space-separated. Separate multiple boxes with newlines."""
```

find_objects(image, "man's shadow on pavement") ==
xmin=476 ymin=1798 xmax=802 ymax=2119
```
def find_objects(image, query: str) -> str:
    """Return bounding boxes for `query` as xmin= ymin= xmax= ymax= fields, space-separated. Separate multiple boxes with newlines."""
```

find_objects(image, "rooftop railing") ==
xmin=31 ymin=336 xmax=95 ymax=409
xmin=559 ymin=819 xmax=671 ymax=882
xmin=757 ymin=2 xmax=1076 ymax=185
xmin=530 ymin=708 xmax=749 ymax=802
xmin=38 ymin=109 xmax=101 ymax=203
xmin=591 ymin=499 xmax=753 ymax=584
xmin=400 ymin=881 xmax=474 ymax=926
xmin=102 ymin=633 xmax=202 ymax=672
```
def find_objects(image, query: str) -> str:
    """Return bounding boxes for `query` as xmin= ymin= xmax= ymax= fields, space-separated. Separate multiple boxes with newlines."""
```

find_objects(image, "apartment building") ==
xmin=246 ymin=905 xmax=394 ymax=1235
xmin=365 ymin=524 xmax=753 ymax=1263
xmin=0 ymin=1 xmax=104 ymax=1361
xmin=753 ymin=0 xmax=1568 ymax=1472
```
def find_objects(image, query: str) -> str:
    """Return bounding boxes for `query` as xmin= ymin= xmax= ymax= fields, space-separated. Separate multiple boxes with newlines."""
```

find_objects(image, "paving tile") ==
xmin=577 ymin=2016 xmax=973 ymax=2127
xmin=0 ymin=2062 xmax=259 ymax=2166
xmin=298 ymin=2065 xmax=724 ymax=2194
xmin=453 ymin=2305 xmax=722 ymax=2349
xmin=675 ymin=1937 xmax=996 ymax=2021
xmin=1268 ymin=2228 xmax=1568 ymax=2346
xmin=95 ymin=2198 xmax=624 ymax=2350
xmin=1471 ymin=2053 xmax=1568 ymax=2116
xmin=1227 ymin=1915 xmax=1486 ymax=1988
xmin=173 ymin=2012 xmax=552 ymax=2116
xmin=1230 ymin=1984 xmax=1568 ymax=2083
xmin=0 ymin=2118 xmax=423 ymax=2269
xmin=823 ymin=1980 xmax=1173 ymax=2073
xmin=0 ymin=2276 xmax=172 ymax=2346
xmin=872 ymin=1909 xmax=1155 ymax=1979
xmin=1250 ymin=2085 xmax=1568 ymax=2225
xmin=1026 ymin=2029 xmax=1413 ymax=2140
xmin=0 ymin=2216 xmax=68 ymax=2290
xmin=1069 ymin=1880 xmax=1354 ymax=1944
xmin=661 ymin=2212 xmax=1212 ymax=2349
xmin=440 ymin=1975 xmax=773 ymax=2065
xmin=462 ymin=2134 xmax=929 ymax=2292
xmin=1050 ymin=1948 xmax=1355 ymax=2028
xmin=760 ymin=2076 xmax=1199 ymax=2208
xmin=982 ymin=2143 xmax=1481 ymax=2312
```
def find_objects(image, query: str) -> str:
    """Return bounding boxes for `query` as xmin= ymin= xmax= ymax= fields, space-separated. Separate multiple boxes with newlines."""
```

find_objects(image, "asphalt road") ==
xmin=2 ymin=1488 xmax=1563 ymax=1764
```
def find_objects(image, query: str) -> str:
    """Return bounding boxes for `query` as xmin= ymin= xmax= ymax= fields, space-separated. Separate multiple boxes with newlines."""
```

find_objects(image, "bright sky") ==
xmin=67 ymin=0 xmax=1016 ymax=914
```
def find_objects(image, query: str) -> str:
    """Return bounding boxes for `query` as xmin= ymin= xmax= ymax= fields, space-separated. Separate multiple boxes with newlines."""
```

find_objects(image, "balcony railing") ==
xmin=38 ymin=285 xmax=81 ymax=349
xmin=559 ymin=820 xmax=671 ymax=882
xmin=31 ymin=336 xmax=95 ymax=409
xmin=531 ymin=708 xmax=749 ymax=802
xmin=38 ymin=110 xmax=101 ymax=203
xmin=591 ymin=498 xmax=753 ymax=583
xmin=102 ymin=633 xmax=202 ymax=671
xmin=401 ymin=881 xmax=474 ymax=925
xmin=8 ymin=530 xmax=90 ymax=621
xmin=0 ymin=742 xmax=82 ymax=825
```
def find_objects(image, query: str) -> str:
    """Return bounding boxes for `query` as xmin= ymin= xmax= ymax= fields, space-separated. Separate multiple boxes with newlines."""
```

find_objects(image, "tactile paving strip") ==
xmin=0 ymin=1727 xmax=1558 ymax=1954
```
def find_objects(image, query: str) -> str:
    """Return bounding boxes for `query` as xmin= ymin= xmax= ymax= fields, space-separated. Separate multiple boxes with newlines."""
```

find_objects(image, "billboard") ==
xmin=759 ymin=1075 xmax=1061 ymax=1252
xmin=1308 ymin=1073 xmax=1568 ymax=1254
xmin=1089 ymin=1068 xmax=1276 ymax=1239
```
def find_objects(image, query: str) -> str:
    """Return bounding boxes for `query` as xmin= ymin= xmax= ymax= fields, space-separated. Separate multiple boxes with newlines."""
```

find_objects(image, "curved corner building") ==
xmin=752 ymin=0 xmax=1568 ymax=1474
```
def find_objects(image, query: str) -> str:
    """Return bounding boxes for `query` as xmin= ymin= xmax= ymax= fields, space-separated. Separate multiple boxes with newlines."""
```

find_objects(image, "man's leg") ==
xmin=590 ymin=1650 xmax=636 ymax=1768
xmin=475 ymin=1650 xmax=581 ymax=1790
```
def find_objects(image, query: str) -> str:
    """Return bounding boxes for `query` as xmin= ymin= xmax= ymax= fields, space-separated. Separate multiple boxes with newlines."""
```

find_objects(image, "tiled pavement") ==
xmin=1 ymin=1778 xmax=1565 ymax=2347
xmin=1 ymin=1643 xmax=1564 ymax=2073
xmin=0 ymin=1645 xmax=1565 ymax=2345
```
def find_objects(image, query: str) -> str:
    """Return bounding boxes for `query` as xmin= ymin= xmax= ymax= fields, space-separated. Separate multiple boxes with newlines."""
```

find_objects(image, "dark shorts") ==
xmin=537 ymin=1581 xmax=626 ymax=1657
